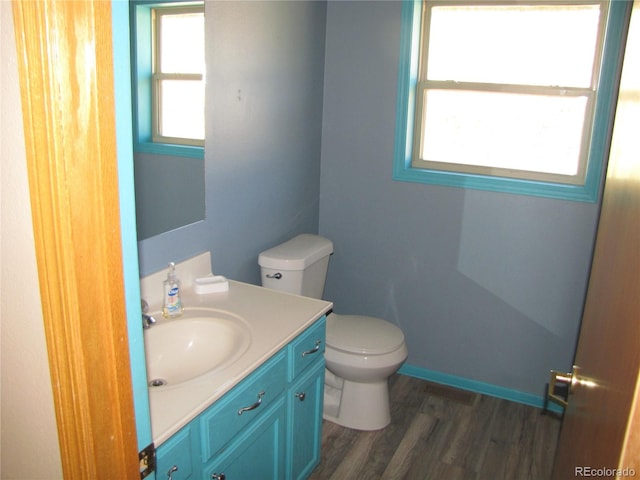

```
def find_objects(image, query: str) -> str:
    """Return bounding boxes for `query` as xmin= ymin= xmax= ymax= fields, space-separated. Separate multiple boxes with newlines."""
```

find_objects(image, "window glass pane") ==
xmin=159 ymin=80 xmax=205 ymax=140
xmin=159 ymin=12 xmax=204 ymax=74
xmin=420 ymin=89 xmax=588 ymax=176
xmin=427 ymin=5 xmax=601 ymax=87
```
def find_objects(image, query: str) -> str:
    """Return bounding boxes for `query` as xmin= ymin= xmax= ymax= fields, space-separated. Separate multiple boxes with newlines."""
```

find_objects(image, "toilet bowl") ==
xmin=258 ymin=234 xmax=408 ymax=430
xmin=323 ymin=313 xmax=408 ymax=430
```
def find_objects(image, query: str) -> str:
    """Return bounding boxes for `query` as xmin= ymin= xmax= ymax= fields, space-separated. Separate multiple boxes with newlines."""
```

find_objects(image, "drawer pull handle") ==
xmin=295 ymin=391 xmax=306 ymax=401
xmin=167 ymin=465 xmax=178 ymax=479
xmin=237 ymin=391 xmax=265 ymax=415
xmin=301 ymin=340 xmax=322 ymax=357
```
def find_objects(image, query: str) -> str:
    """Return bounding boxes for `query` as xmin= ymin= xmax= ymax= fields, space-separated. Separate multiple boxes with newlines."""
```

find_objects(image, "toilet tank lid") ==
xmin=258 ymin=234 xmax=334 ymax=270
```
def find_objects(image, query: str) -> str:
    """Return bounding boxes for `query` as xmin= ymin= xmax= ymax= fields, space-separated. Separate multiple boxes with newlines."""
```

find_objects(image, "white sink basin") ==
xmin=144 ymin=308 xmax=251 ymax=388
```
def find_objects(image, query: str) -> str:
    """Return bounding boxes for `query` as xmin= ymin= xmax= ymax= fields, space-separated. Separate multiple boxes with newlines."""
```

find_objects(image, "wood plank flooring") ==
xmin=309 ymin=374 xmax=561 ymax=480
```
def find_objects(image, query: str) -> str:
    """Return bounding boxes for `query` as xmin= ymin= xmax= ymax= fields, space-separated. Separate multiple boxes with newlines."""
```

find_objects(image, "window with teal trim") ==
xmin=393 ymin=0 xmax=631 ymax=202
xmin=130 ymin=0 xmax=205 ymax=159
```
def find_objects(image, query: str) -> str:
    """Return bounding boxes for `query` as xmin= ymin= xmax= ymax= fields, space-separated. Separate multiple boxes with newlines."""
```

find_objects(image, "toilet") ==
xmin=259 ymin=234 xmax=408 ymax=430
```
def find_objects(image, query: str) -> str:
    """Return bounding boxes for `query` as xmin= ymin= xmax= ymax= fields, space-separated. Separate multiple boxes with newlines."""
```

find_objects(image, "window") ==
xmin=153 ymin=6 xmax=205 ymax=146
xmin=130 ymin=1 xmax=205 ymax=158
xmin=393 ymin=1 xmax=631 ymax=201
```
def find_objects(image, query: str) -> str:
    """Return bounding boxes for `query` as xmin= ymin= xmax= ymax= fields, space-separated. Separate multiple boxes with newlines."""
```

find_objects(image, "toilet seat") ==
xmin=326 ymin=313 xmax=405 ymax=355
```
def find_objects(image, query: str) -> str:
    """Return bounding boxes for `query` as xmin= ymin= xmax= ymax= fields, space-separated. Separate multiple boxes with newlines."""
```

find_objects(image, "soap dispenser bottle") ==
xmin=162 ymin=262 xmax=183 ymax=318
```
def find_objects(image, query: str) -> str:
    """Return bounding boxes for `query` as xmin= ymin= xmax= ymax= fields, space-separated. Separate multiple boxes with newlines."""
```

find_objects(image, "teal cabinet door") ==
xmin=204 ymin=398 xmax=286 ymax=480
xmin=288 ymin=361 xmax=325 ymax=480
xmin=200 ymin=350 xmax=287 ymax=463
xmin=156 ymin=425 xmax=196 ymax=480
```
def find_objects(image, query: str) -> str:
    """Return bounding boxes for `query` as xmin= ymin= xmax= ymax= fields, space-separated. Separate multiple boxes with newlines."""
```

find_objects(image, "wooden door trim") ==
xmin=12 ymin=1 xmax=139 ymax=478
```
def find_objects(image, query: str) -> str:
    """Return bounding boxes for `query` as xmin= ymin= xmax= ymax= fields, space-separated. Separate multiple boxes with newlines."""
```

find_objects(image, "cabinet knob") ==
xmin=295 ymin=391 xmax=306 ymax=402
xmin=167 ymin=465 xmax=178 ymax=480
xmin=212 ymin=473 xmax=226 ymax=480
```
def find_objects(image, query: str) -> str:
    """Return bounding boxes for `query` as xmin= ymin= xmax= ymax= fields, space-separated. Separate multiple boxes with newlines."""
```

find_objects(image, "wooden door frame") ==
xmin=12 ymin=1 xmax=139 ymax=478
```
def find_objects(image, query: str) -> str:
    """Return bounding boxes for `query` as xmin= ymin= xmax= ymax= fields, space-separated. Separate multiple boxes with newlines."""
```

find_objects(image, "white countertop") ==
xmin=146 ymin=279 xmax=332 ymax=446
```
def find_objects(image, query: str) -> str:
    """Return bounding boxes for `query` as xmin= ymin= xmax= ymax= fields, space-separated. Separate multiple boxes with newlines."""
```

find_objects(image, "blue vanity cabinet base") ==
xmin=288 ymin=360 xmax=325 ymax=480
xmin=203 ymin=397 xmax=287 ymax=479
xmin=155 ymin=423 xmax=198 ymax=480
xmin=200 ymin=349 xmax=288 ymax=462
xmin=154 ymin=315 xmax=327 ymax=480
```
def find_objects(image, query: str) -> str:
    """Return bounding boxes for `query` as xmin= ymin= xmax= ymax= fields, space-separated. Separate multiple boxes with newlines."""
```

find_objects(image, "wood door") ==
xmin=13 ymin=1 xmax=140 ymax=477
xmin=552 ymin=1 xmax=640 ymax=477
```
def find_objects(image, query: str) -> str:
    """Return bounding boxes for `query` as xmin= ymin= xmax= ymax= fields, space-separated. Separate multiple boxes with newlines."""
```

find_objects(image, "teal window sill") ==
xmin=134 ymin=141 xmax=204 ymax=159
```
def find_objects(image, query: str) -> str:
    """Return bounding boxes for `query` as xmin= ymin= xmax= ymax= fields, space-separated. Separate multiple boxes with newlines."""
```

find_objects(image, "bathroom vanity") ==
xmin=155 ymin=318 xmax=326 ymax=479
xmin=139 ymin=253 xmax=332 ymax=480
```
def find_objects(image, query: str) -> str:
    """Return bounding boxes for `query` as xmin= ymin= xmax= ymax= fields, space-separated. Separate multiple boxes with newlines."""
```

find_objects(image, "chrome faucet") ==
xmin=141 ymin=299 xmax=156 ymax=329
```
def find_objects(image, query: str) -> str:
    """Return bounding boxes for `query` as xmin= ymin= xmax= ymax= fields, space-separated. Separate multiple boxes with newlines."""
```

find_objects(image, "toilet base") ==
xmin=323 ymin=378 xmax=391 ymax=431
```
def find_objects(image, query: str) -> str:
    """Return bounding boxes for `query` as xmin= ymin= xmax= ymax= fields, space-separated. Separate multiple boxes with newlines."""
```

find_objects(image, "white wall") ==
xmin=1 ymin=4 xmax=63 ymax=478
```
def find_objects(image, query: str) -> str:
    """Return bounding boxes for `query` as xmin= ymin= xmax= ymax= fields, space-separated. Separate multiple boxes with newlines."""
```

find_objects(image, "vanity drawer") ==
xmin=289 ymin=316 xmax=326 ymax=380
xmin=200 ymin=348 xmax=287 ymax=462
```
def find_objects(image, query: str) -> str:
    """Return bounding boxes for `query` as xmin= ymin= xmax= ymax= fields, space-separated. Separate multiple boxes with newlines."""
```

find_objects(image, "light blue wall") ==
xmin=318 ymin=1 xmax=603 ymax=397
xmin=136 ymin=0 xmax=608 ymax=399
xmin=134 ymin=151 xmax=205 ymax=240
xmin=137 ymin=1 xmax=327 ymax=281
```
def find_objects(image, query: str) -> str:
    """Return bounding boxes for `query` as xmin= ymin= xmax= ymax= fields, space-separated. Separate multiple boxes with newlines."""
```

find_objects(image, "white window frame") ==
xmin=151 ymin=5 xmax=204 ymax=147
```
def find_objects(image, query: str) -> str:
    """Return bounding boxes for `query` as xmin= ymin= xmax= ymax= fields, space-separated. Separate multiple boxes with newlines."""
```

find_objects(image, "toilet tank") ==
xmin=258 ymin=234 xmax=334 ymax=299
